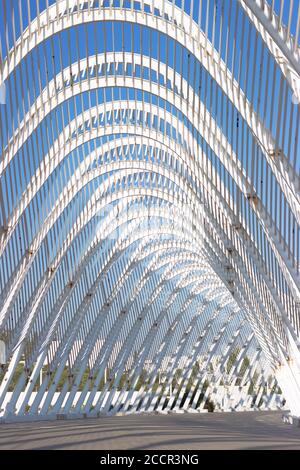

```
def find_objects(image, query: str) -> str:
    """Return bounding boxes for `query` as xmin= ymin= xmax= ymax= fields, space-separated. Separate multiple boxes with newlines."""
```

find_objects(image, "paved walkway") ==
xmin=0 ymin=411 xmax=299 ymax=450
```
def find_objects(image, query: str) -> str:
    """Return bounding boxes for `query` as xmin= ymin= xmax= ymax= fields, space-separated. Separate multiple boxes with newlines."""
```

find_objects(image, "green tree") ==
xmin=78 ymin=367 xmax=90 ymax=390
xmin=8 ymin=363 xmax=24 ymax=391
xmin=135 ymin=369 xmax=148 ymax=391
xmin=171 ymin=368 xmax=182 ymax=389
xmin=248 ymin=370 xmax=259 ymax=395
xmin=226 ymin=348 xmax=240 ymax=374
xmin=56 ymin=366 xmax=70 ymax=391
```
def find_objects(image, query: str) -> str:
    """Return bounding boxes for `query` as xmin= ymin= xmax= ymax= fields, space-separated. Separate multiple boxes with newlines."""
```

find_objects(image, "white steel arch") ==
xmin=0 ymin=0 xmax=299 ymax=422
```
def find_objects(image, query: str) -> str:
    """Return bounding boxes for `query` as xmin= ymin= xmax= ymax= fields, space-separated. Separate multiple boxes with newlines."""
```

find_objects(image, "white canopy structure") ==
xmin=0 ymin=0 xmax=299 ymax=422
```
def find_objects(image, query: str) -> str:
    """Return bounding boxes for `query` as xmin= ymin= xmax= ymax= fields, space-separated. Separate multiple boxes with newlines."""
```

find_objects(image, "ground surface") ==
xmin=0 ymin=411 xmax=299 ymax=450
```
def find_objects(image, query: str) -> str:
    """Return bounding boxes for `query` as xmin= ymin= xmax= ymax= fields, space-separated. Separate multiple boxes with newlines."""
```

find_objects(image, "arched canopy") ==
xmin=0 ymin=0 xmax=299 ymax=420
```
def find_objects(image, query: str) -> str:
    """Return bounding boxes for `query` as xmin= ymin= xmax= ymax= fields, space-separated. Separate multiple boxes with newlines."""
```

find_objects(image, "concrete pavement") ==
xmin=0 ymin=411 xmax=299 ymax=450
